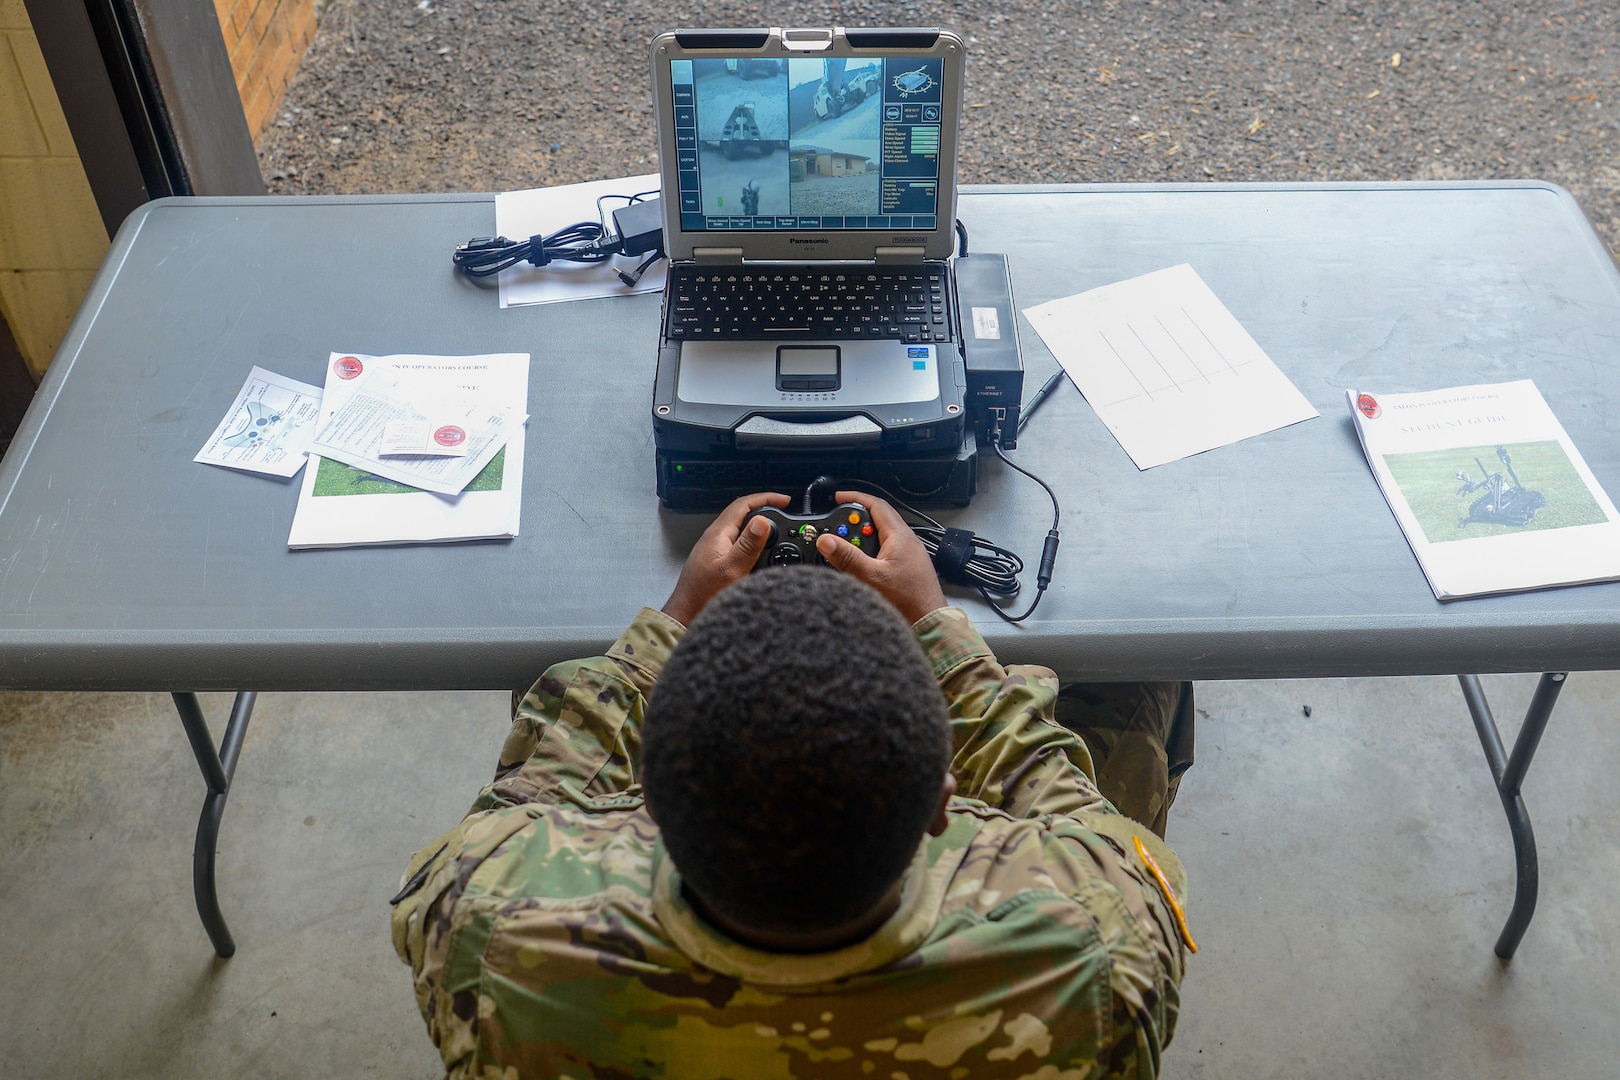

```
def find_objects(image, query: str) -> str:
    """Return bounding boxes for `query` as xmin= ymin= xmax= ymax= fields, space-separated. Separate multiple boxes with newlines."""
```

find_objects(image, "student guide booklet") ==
xmin=287 ymin=352 xmax=529 ymax=549
xmin=1347 ymin=380 xmax=1620 ymax=600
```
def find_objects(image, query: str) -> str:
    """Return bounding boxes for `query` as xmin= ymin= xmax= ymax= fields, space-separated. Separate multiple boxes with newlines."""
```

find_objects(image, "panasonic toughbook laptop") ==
xmin=649 ymin=28 xmax=970 ymax=492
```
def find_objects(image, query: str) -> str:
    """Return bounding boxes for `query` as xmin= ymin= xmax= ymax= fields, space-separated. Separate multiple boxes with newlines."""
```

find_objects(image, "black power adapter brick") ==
xmin=611 ymin=198 xmax=665 ymax=258
xmin=953 ymin=252 xmax=1025 ymax=450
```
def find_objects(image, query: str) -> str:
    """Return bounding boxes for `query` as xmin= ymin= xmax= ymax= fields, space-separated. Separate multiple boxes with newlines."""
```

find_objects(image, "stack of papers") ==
xmin=1348 ymin=380 xmax=1620 ymax=599
xmin=287 ymin=352 xmax=531 ymax=549
xmin=307 ymin=353 xmax=522 ymax=496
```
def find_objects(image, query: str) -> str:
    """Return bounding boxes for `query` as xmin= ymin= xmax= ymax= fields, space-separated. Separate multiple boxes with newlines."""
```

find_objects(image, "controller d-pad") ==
xmin=769 ymin=543 xmax=803 ymax=566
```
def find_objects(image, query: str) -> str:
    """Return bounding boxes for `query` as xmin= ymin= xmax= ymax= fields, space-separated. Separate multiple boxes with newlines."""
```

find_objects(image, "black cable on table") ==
xmin=803 ymin=435 xmax=1063 ymax=624
xmin=452 ymin=190 xmax=663 ymax=278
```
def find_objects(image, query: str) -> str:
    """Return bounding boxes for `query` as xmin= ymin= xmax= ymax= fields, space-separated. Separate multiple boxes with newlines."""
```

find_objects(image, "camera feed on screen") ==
xmin=669 ymin=55 xmax=944 ymax=232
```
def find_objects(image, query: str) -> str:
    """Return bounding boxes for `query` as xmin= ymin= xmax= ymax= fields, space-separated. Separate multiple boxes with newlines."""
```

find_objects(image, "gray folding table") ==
xmin=2 ymin=182 xmax=1616 ymax=960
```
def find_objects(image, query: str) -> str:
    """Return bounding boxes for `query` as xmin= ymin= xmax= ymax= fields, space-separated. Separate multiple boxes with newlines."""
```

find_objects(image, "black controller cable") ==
xmin=802 ymin=426 xmax=1062 ymax=625
xmin=452 ymin=190 xmax=665 ymax=286
xmin=804 ymin=475 xmax=1025 ymax=597
xmin=975 ymin=414 xmax=1062 ymax=623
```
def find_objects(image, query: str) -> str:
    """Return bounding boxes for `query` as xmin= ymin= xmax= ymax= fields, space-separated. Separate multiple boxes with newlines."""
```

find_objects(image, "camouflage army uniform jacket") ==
xmin=392 ymin=605 xmax=1191 ymax=1080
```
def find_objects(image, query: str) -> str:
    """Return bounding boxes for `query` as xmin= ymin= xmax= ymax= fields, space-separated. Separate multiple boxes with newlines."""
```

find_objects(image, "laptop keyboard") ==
xmin=666 ymin=265 xmax=953 ymax=343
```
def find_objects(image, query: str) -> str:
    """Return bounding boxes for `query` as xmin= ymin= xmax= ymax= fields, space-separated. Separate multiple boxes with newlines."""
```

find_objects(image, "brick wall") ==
xmin=216 ymin=0 xmax=318 ymax=141
xmin=0 ymin=0 xmax=109 ymax=379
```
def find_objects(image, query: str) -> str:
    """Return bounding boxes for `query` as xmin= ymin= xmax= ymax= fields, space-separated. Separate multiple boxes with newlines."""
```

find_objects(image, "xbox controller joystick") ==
xmin=747 ymin=503 xmax=879 ymax=570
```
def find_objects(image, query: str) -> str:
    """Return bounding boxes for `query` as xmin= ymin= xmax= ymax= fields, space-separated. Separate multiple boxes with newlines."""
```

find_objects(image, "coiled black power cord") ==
xmin=803 ymin=420 xmax=1061 ymax=624
xmin=452 ymin=190 xmax=664 ymax=286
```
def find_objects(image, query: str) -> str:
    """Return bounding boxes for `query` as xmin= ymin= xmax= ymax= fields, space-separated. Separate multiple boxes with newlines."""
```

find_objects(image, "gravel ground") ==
xmin=259 ymin=0 xmax=1619 ymax=257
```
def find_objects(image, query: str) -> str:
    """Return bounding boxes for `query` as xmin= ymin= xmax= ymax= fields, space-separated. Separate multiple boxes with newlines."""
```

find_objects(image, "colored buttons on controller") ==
xmin=747 ymin=506 xmax=876 ymax=572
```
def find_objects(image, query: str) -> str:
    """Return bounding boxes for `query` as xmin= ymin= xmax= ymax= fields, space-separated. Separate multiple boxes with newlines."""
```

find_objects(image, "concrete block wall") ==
xmin=0 ymin=0 xmax=314 ymax=381
xmin=217 ymin=0 xmax=318 ymax=140
xmin=0 ymin=0 xmax=108 ymax=380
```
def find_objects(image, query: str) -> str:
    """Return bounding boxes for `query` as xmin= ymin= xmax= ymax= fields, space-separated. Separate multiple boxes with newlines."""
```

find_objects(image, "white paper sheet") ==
xmin=194 ymin=366 xmax=323 ymax=477
xmin=1348 ymin=380 xmax=1620 ymax=599
xmin=1022 ymin=264 xmax=1318 ymax=469
xmin=495 ymin=174 xmax=666 ymax=308
xmin=287 ymin=352 xmax=529 ymax=549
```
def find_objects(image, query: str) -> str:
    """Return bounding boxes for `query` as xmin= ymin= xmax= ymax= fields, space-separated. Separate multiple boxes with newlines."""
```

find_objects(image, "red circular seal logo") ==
xmin=1356 ymin=393 xmax=1381 ymax=419
xmin=334 ymin=355 xmax=364 ymax=380
xmin=433 ymin=425 xmax=467 ymax=447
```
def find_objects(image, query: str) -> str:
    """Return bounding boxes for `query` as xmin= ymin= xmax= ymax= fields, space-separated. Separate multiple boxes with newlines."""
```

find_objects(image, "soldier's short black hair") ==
xmin=643 ymin=566 xmax=950 ymax=937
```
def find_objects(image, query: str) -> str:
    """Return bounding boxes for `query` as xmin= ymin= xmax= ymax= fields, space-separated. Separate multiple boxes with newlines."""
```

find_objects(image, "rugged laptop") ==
xmin=649 ymin=27 xmax=970 ymax=474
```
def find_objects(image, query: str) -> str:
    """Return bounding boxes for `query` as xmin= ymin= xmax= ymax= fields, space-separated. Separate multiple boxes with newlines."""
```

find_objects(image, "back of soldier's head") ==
xmin=642 ymin=567 xmax=950 ymax=936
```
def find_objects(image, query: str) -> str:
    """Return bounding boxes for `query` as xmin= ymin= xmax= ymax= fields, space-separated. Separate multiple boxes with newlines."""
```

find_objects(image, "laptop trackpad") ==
xmin=776 ymin=346 xmax=840 ymax=391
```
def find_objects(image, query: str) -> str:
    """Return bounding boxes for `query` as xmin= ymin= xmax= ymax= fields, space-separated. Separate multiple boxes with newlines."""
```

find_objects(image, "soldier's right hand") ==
xmin=815 ymin=491 xmax=947 ymax=625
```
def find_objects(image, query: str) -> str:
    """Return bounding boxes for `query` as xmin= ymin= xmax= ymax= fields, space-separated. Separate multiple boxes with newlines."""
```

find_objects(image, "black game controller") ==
xmin=748 ymin=503 xmax=879 ymax=570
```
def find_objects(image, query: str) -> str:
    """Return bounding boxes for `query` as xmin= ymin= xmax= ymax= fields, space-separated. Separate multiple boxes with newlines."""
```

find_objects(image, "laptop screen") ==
xmin=668 ymin=55 xmax=946 ymax=234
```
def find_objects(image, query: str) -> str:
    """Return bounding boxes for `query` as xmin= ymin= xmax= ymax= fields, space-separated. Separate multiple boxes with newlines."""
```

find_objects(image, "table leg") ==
xmin=172 ymin=691 xmax=257 ymax=958
xmin=1457 ymin=672 xmax=1566 ymax=961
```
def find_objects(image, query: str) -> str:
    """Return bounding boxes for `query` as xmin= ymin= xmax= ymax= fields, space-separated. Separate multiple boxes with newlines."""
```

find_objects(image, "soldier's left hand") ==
xmin=661 ymin=492 xmax=791 ymax=626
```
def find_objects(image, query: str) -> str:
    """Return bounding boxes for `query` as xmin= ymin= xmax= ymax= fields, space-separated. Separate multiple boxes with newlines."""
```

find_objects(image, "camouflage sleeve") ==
xmin=915 ymin=607 xmax=1193 ymax=1072
xmin=914 ymin=606 xmax=1116 ymax=819
xmin=468 ymin=607 xmax=684 ymax=814
xmin=913 ymin=608 xmax=1192 ymax=891
xmin=391 ymin=610 xmax=681 ymax=1076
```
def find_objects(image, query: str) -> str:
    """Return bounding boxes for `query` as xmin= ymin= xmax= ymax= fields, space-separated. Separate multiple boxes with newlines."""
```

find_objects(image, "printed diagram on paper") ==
xmin=194 ymin=366 xmax=323 ymax=478
xmin=1023 ymin=263 xmax=1318 ymax=469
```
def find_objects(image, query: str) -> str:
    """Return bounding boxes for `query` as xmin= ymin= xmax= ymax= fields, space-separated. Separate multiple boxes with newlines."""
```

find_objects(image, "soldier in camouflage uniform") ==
xmin=393 ymin=491 xmax=1195 ymax=1079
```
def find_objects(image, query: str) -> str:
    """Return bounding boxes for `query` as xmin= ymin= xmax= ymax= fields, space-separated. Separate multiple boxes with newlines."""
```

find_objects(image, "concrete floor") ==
xmin=1 ymin=671 xmax=1616 ymax=1078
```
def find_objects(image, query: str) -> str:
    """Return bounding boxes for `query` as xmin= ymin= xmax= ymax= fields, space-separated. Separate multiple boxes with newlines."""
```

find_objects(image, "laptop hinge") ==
xmin=874 ymin=246 xmax=928 ymax=264
xmin=694 ymin=247 xmax=746 ymax=264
